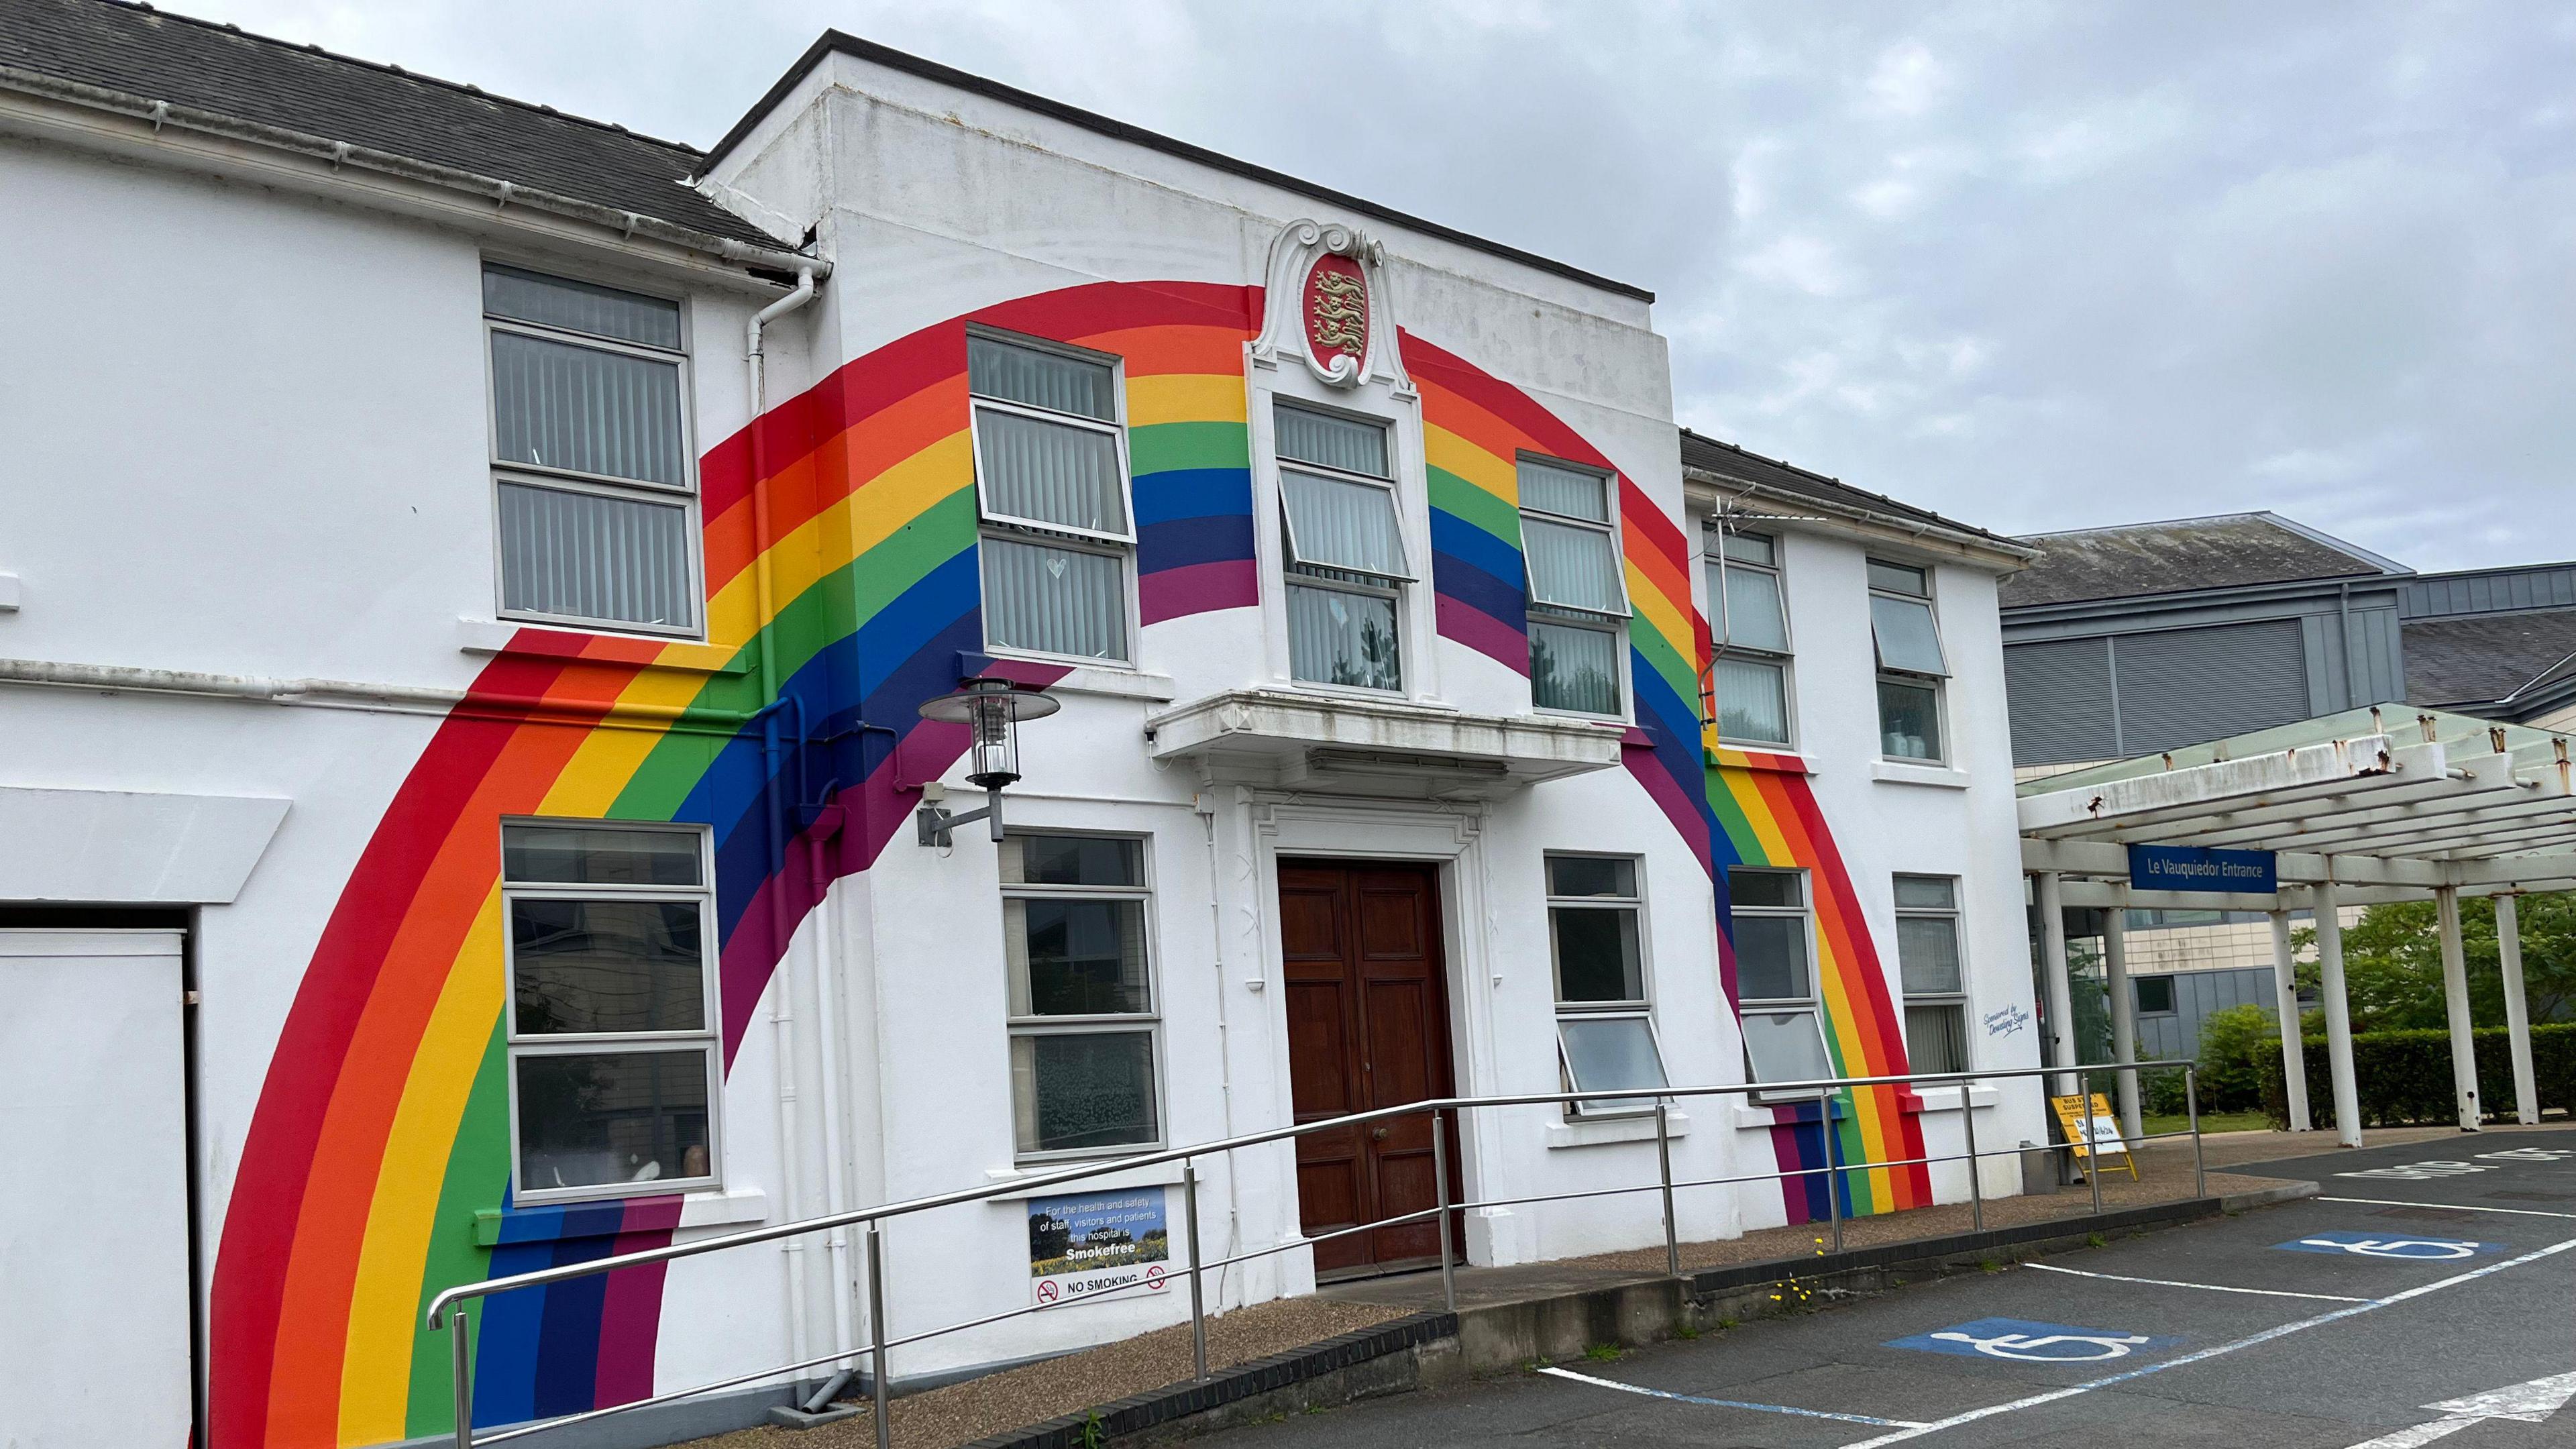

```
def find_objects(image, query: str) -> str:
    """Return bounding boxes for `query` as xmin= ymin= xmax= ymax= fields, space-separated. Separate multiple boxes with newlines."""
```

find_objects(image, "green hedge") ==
xmin=2262 ymin=1022 xmax=2576 ymax=1129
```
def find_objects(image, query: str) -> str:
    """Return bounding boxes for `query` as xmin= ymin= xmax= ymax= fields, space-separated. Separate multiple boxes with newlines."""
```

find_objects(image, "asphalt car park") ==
xmin=1221 ymin=1132 xmax=2576 ymax=1448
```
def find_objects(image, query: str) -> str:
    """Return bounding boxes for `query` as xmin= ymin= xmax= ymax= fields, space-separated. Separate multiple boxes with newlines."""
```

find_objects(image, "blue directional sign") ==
xmin=2129 ymin=844 xmax=2276 ymax=894
xmin=2274 ymin=1232 xmax=2504 ymax=1260
xmin=1888 ymin=1318 xmax=2180 ymax=1364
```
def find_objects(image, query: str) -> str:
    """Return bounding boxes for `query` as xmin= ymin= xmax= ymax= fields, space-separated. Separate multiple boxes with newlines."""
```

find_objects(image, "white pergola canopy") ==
xmin=2017 ymin=706 xmax=2567 ymax=1146
xmin=2021 ymin=706 xmax=2576 ymax=909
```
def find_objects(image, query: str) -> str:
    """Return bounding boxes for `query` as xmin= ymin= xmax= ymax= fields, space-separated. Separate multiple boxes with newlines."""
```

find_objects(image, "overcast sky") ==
xmin=186 ymin=1 xmax=2575 ymax=571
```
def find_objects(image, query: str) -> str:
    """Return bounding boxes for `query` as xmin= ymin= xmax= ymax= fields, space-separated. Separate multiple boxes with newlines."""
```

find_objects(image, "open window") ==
xmin=1707 ymin=528 xmax=1793 ymax=746
xmin=1868 ymin=559 xmax=1947 ymax=761
xmin=1521 ymin=458 xmax=1629 ymax=715
xmin=1548 ymin=855 xmax=1669 ymax=1114
xmin=1729 ymin=867 xmax=1834 ymax=1099
xmin=1277 ymin=402 xmax=1410 ymax=691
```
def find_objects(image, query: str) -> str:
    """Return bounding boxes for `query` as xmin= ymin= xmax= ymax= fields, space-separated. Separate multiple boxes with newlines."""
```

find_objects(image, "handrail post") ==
xmin=2186 ymin=1065 xmax=2207 ymax=1199
xmin=449 ymin=1307 xmax=473 ymax=1449
xmin=1654 ymin=1099 xmax=1678 ymax=1279
xmin=1184 ymin=1160 xmax=1208 ymax=1382
xmin=1822 ymin=1095 xmax=1843 ymax=1253
xmin=865 ymin=1224 xmax=890 ymax=1449
xmin=1960 ymin=1071 xmax=1983 ymax=1233
xmin=2086 ymin=1067 xmax=2104 ymax=1218
xmin=1431 ymin=1108 xmax=1456 ymax=1315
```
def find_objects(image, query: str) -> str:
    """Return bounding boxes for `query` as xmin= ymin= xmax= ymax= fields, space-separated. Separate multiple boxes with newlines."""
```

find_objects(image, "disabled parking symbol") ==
xmin=2275 ymin=1232 xmax=2503 ymax=1260
xmin=1888 ymin=1317 xmax=2179 ymax=1364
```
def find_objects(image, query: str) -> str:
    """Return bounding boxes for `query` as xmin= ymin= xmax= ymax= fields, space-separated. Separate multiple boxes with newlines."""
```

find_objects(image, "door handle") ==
xmin=1371 ymin=1126 xmax=1391 ymax=1141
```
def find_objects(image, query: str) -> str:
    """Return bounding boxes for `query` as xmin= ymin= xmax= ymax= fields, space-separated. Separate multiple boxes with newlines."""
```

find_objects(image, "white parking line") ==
xmin=1536 ymin=1366 xmax=1929 ymax=1428
xmin=2022 ymin=1262 xmax=2369 ymax=1303
xmin=1833 ymin=1235 xmax=2576 ymax=1447
xmin=2319 ymin=1196 xmax=2576 ymax=1219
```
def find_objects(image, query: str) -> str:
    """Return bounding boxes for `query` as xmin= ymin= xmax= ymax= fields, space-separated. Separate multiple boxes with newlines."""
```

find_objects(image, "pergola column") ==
xmin=2035 ymin=870 xmax=2078 ymax=1099
xmin=2313 ymin=872 xmax=2363 ymax=1148
xmin=2269 ymin=908 xmax=2312 ymax=1132
xmin=2434 ymin=885 xmax=2483 ymax=1132
xmin=2496 ymin=892 xmax=2540 ymax=1126
xmin=2102 ymin=900 xmax=2141 ymax=1141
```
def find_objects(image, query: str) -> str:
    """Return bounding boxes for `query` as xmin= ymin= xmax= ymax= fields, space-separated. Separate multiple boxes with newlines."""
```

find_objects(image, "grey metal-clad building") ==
xmin=2131 ymin=965 xmax=2281 ymax=1063
xmin=1998 ymin=513 xmax=2411 ymax=769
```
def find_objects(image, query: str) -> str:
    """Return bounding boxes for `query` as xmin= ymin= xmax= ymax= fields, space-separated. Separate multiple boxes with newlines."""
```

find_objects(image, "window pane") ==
xmin=1007 ymin=898 xmax=1150 ymax=1016
xmin=1004 ymin=835 xmax=1143 ymax=888
xmin=1720 ymin=531 xmax=1774 ymax=567
xmin=1287 ymin=584 xmax=1401 ymax=690
xmin=1742 ymin=1011 xmax=1833 ymax=1085
xmin=490 ymin=331 xmax=685 ymax=485
xmin=1870 ymin=595 xmax=1947 ymax=675
xmin=483 ymin=265 xmax=681 ymax=350
xmin=1275 ymin=405 xmax=1387 ymax=476
xmin=1281 ymin=470 xmax=1408 ymax=577
xmin=1713 ymin=657 xmax=1790 ymax=746
xmin=1560 ymin=1016 xmax=1668 ymax=1108
xmin=511 ymin=898 xmax=705 ymax=1034
xmin=1896 ymin=915 xmax=1963 ymax=994
xmin=1893 ymin=875 xmax=1956 ymax=910
xmin=1531 ymin=618 xmax=1621 ymax=714
xmin=1523 ymin=517 xmax=1625 ymax=615
xmin=975 ymin=407 xmax=1128 ymax=535
xmin=503 ymin=824 xmax=702 ymax=886
xmin=515 ymin=1049 xmax=710 ymax=1190
xmin=1552 ymin=906 xmax=1642 ymax=1004
xmin=1518 ymin=458 xmax=1608 ymax=521
xmin=981 ymin=537 xmax=1129 ymax=661
xmin=968 ymin=337 xmax=1115 ymax=420
xmin=1721 ymin=566 xmax=1788 ymax=653
xmin=1731 ymin=912 xmax=1811 ymax=1001
xmin=1868 ymin=559 xmax=1927 ymax=596
xmin=1546 ymin=856 xmax=1635 ymax=899
xmin=1012 ymin=1031 xmax=1159 ymax=1154
xmin=1727 ymin=867 xmax=1803 ymax=910
xmin=2136 ymin=976 xmax=2177 ymax=1014
xmin=1878 ymin=678 xmax=1943 ymax=759
xmin=1904 ymin=1004 xmax=1968 ymax=1075
xmin=497 ymin=480 xmax=696 ymax=629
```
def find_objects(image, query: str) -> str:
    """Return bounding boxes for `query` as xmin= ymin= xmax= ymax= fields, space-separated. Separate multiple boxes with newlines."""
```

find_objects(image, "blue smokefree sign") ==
xmin=2128 ymin=844 xmax=2276 ymax=894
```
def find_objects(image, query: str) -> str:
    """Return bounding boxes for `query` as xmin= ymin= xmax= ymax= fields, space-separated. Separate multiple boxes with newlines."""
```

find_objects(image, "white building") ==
xmin=0 ymin=6 xmax=2045 ymax=1446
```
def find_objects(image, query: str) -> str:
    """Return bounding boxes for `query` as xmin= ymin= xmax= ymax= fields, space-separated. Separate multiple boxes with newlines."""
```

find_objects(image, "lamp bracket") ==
xmin=915 ymin=786 xmax=1007 ymax=847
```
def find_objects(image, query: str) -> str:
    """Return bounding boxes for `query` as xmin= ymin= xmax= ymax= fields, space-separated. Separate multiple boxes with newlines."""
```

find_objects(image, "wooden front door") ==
xmin=1278 ymin=859 xmax=1459 ymax=1277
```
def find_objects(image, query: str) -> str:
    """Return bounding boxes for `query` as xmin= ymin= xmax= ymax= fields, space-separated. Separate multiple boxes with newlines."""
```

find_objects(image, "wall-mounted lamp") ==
xmin=914 ymin=676 xmax=1061 ymax=847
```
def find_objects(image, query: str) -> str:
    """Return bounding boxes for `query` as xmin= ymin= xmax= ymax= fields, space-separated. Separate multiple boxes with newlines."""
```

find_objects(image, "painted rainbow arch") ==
xmin=207 ymin=279 xmax=1920 ymax=1446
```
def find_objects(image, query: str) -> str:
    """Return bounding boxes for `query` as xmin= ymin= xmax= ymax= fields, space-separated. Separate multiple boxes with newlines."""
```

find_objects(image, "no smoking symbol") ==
xmin=1146 ymin=1265 xmax=1168 ymax=1290
xmin=1036 ymin=1280 xmax=1061 ymax=1305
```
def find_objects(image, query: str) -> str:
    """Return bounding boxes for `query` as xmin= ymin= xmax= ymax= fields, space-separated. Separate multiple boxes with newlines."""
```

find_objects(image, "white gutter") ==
xmin=1686 ymin=470 xmax=2039 ymax=568
xmin=0 ymin=64 xmax=832 ymax=285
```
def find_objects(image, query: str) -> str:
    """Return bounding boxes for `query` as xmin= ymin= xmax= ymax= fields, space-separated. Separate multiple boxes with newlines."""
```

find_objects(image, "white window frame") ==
xmin=1868 ymin=557 xmax=1949 ymax=764
xmin=500 ymin=818 xmax=722 ymax=1206
xmin=1730 ymin=866 xmax=1835 ymax=1103
xmin=1521 ymin=455 xmax=1632 ymax=720
xmin=968 ymin=328 xmax=1142 ymax=669
xmin=1545 ymin=853 xmax=1668 ymax=1117
xmin=1000 ymin=830 xmax=1167 ymax=1164
xmin=482 ymin=266 xmax=704 ymax=640
xmin=1275 ymin=398 xmax=1411 ymax=694
xmin=1893 ymin=873 xmax=1972 ymax=1077
xmin=1706 ymin=525 xmax=1796 ymax=748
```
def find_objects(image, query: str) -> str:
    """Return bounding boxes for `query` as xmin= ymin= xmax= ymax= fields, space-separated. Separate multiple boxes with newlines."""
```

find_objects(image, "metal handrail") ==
xmin=429 ymin=1058 xmax=2204 ymax=1449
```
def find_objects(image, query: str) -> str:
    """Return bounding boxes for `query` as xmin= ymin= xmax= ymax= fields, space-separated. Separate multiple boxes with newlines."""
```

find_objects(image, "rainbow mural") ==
xmin=208 ymin=277 xmax=1918 ymax=1446
xmin=1407 ymin=337 xmax=1929 ymax=1223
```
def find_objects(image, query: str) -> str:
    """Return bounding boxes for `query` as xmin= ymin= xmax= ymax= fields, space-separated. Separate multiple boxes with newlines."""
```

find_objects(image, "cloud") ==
xmin=169 ymin=0 xmax=2576 ymax=572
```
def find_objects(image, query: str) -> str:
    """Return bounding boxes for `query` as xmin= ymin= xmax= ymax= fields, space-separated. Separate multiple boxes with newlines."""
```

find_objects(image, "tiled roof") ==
xmin=2000 ymin=512 xmax=2404 ymax=608
xmin=2403 ymin=610 xmax=2576 ymax=708
xmin=1676 ymin=428 xmax=2019 ymax=547
xmin=0 ymin=0 xmax=781 ymax=247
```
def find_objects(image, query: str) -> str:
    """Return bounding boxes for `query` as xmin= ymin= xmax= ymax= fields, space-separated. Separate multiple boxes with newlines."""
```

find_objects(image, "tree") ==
xmin=2296 ymin=892 xmax=2576 ymax=1032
